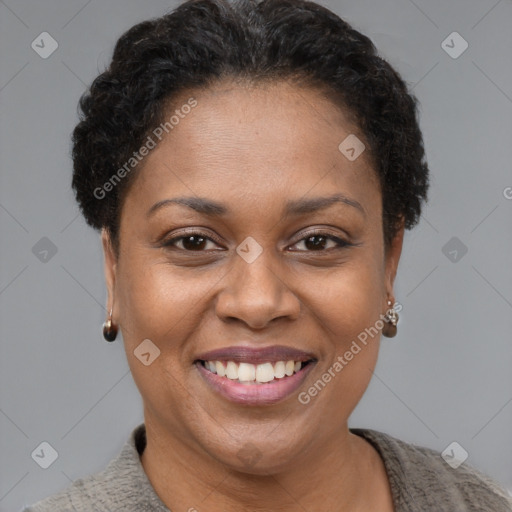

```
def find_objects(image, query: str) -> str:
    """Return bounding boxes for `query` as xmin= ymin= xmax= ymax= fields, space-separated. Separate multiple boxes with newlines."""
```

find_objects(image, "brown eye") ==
xmin=180 ymin=235 xmax=208 ymax=251
xmin=163 ymin=232 xmax=220 ymax=251
xmin=290 ymin=233 xmax=350 ymax=252
xmin=305 ymin=235 xmax=330 ymax=251
xmin=161 ymin=231 xmax=350 ymax=253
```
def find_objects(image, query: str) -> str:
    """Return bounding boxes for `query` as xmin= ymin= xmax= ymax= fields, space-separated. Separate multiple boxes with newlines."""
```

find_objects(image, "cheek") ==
xmin=306 ymin=252 xmax=385 ymax=337
xmin=116 ymin=256 xmax=215 ymax=341
xmin=300 ymin=257 xmax=385 ymax=412
xmin=114 ymin=254 xmax=228 ymax=398
xmin=114 ymin=258 xmax=206 ymax=425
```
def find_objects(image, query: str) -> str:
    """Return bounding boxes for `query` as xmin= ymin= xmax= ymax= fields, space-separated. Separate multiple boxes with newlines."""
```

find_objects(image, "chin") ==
xmin=203 ymin=429 xmax=309 ymax=476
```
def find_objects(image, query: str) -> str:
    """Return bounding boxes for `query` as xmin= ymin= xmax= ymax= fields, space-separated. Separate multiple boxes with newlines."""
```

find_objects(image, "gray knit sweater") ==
xmin=22 ymin=423 xmax=512 ymax=511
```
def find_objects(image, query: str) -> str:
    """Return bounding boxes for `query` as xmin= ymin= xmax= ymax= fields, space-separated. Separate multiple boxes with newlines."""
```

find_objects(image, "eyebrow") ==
xmin=147 ymin=193 xmax=366 ymax=219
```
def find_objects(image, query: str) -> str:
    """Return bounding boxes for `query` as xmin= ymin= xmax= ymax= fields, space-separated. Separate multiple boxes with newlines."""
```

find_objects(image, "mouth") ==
xmin=194 ymin=345 xmax=317 ymax=405
xmin=198 ymin=359 xmax=315 ymax=384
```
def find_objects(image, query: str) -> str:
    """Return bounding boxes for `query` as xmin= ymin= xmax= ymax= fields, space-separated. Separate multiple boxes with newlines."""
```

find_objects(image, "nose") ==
xmin=214 ymin=249 xmax=301 ymax=330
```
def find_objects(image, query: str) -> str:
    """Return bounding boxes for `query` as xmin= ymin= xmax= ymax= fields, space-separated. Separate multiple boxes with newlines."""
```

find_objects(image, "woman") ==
xmin=23 ymin=0 xmax=512 ymax=510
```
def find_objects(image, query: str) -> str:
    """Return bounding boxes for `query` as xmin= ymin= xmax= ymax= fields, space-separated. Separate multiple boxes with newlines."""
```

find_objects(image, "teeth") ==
xmin=215 ymin=361 xmax=226 ymax=377
xmin=274 ymin=361 xmax=286 ymax=378
xmin=225 ymin=361 xmax=238 ymax=380
xmin=204 ymin=359 xmax=306 ymax=384
xmin=256 ymin=362 xmax=275 ymax=383
xmin=238 ymin=362 xmax=255 ymax=382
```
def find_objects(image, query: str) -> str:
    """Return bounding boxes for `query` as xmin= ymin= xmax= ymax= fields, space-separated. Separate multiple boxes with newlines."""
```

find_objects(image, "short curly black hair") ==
xmin=72 ymin=0 xmax=429 ymax=253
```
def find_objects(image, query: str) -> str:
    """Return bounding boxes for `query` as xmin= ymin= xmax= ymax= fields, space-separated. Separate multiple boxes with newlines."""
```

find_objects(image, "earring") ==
xmin=102 ymin=308 xmax=118 ymax=342
xmin=382 ymin=299 xmax=399 ymax=338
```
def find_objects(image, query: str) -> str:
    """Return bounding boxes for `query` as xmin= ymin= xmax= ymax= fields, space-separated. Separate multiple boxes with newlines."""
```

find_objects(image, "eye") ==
xmin=162 ymin=232 xmax=222 ymax=251
xmin=289 ymin=231 xmax=351 ymax=252
xmin=161 ymin=230 xmax=352 ymax=252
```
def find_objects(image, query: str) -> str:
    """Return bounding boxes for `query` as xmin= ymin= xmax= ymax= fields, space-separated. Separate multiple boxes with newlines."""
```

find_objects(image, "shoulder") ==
xmin=20 ymin=476 xmax=93 ymax=511
xmin=351 ymin=427 xmax=512 ymax=512
xmin=22 ymin=423 xmax=167 ymax=512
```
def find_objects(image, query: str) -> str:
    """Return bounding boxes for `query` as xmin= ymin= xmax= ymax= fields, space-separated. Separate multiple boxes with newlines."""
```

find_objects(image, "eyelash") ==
xmin=161 ymin=229 xmax=352 ymax=253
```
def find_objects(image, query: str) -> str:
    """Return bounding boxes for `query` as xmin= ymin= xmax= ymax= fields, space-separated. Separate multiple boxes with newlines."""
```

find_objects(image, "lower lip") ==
xmin=196 ymin=361 xmax=315 ymax=406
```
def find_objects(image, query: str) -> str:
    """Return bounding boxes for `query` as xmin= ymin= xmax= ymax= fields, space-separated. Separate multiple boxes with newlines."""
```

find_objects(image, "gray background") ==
xmin=1 ymin=0 xmax=511 ymax=510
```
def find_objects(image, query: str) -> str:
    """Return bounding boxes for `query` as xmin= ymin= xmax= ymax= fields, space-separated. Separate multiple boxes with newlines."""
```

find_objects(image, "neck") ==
xmin=139 ymin=418 xmax=392 ymax=512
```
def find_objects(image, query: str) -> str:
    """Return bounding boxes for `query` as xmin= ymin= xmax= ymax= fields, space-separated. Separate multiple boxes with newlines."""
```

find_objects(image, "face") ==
xmin=102 ymin=79 xmax=404 ymax=474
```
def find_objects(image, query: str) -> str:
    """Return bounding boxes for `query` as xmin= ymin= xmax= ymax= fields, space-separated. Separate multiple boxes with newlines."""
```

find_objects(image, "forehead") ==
xmin=124 ymin=79 xmax=381 ymax=220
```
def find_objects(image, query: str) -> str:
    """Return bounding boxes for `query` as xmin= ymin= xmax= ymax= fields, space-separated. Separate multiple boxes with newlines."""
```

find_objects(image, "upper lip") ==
xmin=195 ymin=345 xmax=317 ymax=365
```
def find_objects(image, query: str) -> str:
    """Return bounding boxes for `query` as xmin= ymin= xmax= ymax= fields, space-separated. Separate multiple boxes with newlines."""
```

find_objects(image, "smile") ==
xmin=200 ymin=359 xmax=311 ymax=384
xmin=196 ymin=358 xmax=316 ymax=405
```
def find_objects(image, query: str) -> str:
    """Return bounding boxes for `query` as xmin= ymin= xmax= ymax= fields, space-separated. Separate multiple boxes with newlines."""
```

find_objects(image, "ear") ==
xmin=383 ymin=218 xmax=405 ymax=301
xmin=101 ymin=228 xmax=118 ymax=317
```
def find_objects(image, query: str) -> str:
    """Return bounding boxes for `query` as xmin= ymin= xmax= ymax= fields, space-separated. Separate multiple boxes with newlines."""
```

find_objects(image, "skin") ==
xmin=102 ymin=79 xmax=404 ymax=512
